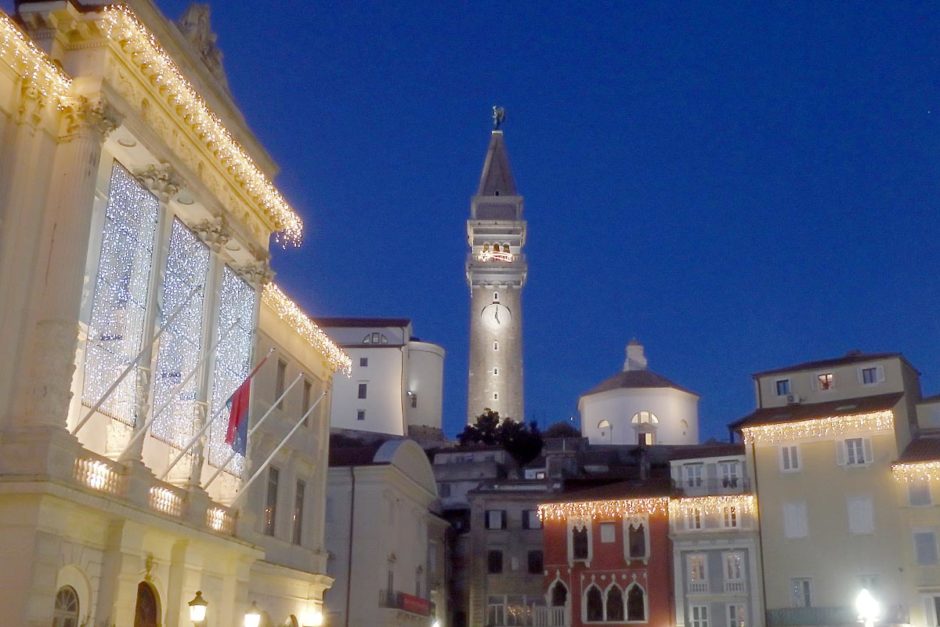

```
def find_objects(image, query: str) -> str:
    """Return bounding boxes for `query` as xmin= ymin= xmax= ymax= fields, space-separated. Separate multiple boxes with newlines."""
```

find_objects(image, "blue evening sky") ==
xmin=15 ymin=1 xmax=940 ymax=439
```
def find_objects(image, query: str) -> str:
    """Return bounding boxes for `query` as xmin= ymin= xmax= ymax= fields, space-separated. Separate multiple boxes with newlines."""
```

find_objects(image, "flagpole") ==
xmin=117 ymin=318 xmax=240 ymax=462
xmin=227 ymin=391 xmax=328 ymax=507
xmin=201 ymin=374 xmax=307 ymax=489
xmin=158 ymin=347 xmax=278 ymax=481
xmin=72 ymin=285 xmax=201 ymax=436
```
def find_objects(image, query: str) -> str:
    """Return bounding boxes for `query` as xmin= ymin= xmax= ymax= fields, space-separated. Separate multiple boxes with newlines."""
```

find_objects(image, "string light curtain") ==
xmin=82 ymin=164 xmax=159 ymax=424
xmin=206 ymin=266 xmax=257 ymax=474
xmin=151 ymin=218 xmax=210 ymax=447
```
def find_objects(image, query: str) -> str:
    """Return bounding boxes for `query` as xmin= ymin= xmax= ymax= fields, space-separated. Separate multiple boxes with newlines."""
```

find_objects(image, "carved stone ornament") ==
xmin=17 ymin=76 xmax=46 ymax=127
xmin=176 ymin=4 xmax=229 ymax=90
xmin=134 ymin=162 xmax=183 ymax=204
xmin=61 ymin=96 xmax=122 ymax=141
xmin=233 ymin=259 xmax=274 ymax=287
xmin=190 ymin=214 xmax=232 ymax=252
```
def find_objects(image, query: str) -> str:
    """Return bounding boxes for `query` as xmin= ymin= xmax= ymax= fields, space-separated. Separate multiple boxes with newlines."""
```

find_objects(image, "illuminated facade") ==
xmin=466 ymin=129 xmax=527 ymax=423
xmin=732 ymin=351 xmax=922 ymax=627
xmin=580 ymin=341 xmax=700 ymax=446
xmin=539 ymin=482 xmax=675 ymax=627
xmin=0 ymin=3 xmax=345 ymax=625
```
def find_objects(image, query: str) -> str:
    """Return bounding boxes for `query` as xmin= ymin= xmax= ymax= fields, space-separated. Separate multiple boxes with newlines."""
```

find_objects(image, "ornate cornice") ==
xmin=190 ymin=214 xmax=232 ymax=253
xmin=232 ymin=259 xmax=274 ymax=288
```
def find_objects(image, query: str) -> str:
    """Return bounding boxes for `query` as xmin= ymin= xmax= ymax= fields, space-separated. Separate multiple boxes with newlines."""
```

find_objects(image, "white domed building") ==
xmin=580 ymin=341 xmax=700 ymax=445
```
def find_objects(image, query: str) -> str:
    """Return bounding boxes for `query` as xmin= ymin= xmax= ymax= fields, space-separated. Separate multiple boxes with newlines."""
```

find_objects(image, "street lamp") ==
xmin=188 ymin=591 xmax=208 ymax=626
xmin=301 ymin=607 xmax=324 ymax=627
xmin=855 ymin=588 xmax=881 ymax=627
xmin=244 ymin=601 xmax=262 ymax=627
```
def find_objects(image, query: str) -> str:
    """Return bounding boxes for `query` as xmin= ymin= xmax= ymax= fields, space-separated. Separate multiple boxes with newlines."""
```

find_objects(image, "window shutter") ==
xmin=836 ymin=440 xmax=846 ymax=466
xmin=863 ymin=438 xmax=873 ymax=464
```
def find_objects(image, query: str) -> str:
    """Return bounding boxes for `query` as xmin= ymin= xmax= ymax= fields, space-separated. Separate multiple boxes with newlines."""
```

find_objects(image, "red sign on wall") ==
xmin=398 ymin=593 xmax=430 ymax=615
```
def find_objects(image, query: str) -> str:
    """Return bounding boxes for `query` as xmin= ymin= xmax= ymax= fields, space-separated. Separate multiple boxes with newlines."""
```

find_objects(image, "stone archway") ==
xmin=134 ymin=581 xmax=160 ymax=627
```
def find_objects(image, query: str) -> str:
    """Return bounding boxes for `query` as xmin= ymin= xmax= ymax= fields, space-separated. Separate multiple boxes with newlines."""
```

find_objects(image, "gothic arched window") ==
xmin=626 ymin=584 xmax=646 ymax=622
xmin=606 ymin=585 xmax=625 ymax=621
xmin=585 ymin=585 xmax=603 ymax=622
xmin=52 ymin=586 xmax=80 ymax=627
xmin=631 ymin=411 xmax=659 ymax=424
xmin=628 ymin=522 xmax=647 ymax=559
xmin=550 ymin=581 xmax=568 ymax=607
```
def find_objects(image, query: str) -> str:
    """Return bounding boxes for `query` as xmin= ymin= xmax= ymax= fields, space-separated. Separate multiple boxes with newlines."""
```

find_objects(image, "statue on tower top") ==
xmin=492 ymin=106 xmax=506 ymax=130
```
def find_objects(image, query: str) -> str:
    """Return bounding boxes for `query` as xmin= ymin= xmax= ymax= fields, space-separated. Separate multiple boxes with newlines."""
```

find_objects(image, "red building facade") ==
xmin=539 ymin=483 xmax=674 ymax=627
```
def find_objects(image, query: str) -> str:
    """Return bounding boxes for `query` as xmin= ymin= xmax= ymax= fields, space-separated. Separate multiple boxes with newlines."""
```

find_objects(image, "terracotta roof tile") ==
xmin=582 ymin=369 xmax=697 ymax=397
xmin=730 ymin=392 xmax=904 ymax=431
xmin=897 ymin=436 xmax=940 ymax=464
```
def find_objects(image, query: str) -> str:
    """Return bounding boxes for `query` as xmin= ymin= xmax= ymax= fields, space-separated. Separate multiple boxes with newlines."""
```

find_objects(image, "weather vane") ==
xmin=492 ymin=106 xmax=506 ymax=130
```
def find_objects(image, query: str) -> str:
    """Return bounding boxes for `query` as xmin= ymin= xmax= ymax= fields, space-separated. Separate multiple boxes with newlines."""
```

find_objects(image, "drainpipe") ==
xmin=345 ymin=467 xmax=356 ymax=627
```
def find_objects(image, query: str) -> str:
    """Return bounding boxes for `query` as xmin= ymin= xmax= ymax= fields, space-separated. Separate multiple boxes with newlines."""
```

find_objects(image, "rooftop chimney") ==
xmin=624 ymin=339 xmax=647 ymax=372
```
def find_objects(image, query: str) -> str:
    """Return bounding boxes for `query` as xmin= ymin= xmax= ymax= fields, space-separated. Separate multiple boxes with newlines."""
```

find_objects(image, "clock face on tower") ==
xmin=481 ymin=302 xmax=512 ymax=331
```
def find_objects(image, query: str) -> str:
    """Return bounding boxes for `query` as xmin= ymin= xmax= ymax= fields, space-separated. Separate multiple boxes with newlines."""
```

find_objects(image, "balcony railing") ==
xmin=724 ymin=581 xmax=746 ymax=593
xmin=533 ymin=606 xmax=567 ymax=626
xmin=688 ymin=581 xmax=709 ymax=593
xmin=74 ymin=454 xmax=126 ymax=496
xmin=378 ymin=590 xmax=431 ymax=616
xmin=674 ymin=478 xmax=751 ymax=496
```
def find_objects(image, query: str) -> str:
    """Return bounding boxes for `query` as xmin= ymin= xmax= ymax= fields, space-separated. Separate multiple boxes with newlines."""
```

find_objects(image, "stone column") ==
xmin=0 ymin=94 xmax=120 ymax=479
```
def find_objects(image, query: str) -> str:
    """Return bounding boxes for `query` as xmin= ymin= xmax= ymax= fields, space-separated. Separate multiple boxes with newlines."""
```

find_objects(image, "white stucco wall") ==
xmin=580 ymin=387 xmax=699 ymax=445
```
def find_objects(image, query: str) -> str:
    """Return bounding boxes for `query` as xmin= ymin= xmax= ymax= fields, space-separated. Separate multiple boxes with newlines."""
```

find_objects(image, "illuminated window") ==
xmin=639 ymin=432 xmax=654 ymax=445
xmin=686 ymin=507 xmax=703 ymax=530
xmin=817 ymin=373 xmax=834 ymax=390
xmin=688 ymin=554 xmax=708 ymax=591
xmin=206 ymin=266 xmax=257 ymax=472
xmin=53 ymin=585 xmax=80 ymax=627
xmin=722 ymin=505 xmax=738 ymax=528
xmin=151 ymin=218 xmax=210 ymax=448
xmin=82 ymin=163 xmax=159 ymax=425
xmin=724 ymin=552 xmax=744 ymax=584
xmin=775 ymin=379 xmax=791 ymax=396
xmin=631 ymin=411 xmax=659 ymax=424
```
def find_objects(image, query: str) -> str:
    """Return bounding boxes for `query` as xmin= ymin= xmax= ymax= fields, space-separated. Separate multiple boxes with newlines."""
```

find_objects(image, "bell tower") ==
xmin=466 ymin=111 xmax=526 ymax=423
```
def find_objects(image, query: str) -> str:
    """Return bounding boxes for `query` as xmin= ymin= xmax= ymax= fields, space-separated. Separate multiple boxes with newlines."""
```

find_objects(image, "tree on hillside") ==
xmin=458 ymin=409 xmax=544 ymax=467
xmin=543 ymin=421 xmax=580 ymax=439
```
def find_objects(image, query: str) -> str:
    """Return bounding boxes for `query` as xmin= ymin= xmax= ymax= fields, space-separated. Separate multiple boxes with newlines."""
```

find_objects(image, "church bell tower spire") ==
xmin=466 ymin=109 xmax=527 ymax=423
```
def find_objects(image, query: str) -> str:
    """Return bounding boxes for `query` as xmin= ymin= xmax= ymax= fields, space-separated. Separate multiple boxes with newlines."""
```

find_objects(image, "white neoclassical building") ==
xmin=580 ymin=341 xmax=700 ymax=446
xmin=318 ymin=318 xmax=445 ymax=439
xmin=0 ymin=2 xmax=350 ymax=626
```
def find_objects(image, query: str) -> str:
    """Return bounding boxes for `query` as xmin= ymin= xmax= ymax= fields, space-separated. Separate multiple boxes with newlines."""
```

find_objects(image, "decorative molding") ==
xmin=190 ymin=214 xmax=232 ymax=253
xmin=61 ymin=95 xmax=122 ymax=141
xmin=176 ymin=4 xmax=229 ymax=90
xmin=134 ymin=162 xmax=183 ymax=204
xmin=232 ymin=259 xmax=274 ymax=288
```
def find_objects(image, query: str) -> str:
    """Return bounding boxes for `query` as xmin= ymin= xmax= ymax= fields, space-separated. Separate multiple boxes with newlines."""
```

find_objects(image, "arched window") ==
xmin=598 ymin=419 xmax=611 ymax=430
xmin=571 ymin=526 xmax=589 ymax=560
xmin=605 ymin=585 xmax=625 ymax=621
xmin=362 ymin=332 xmax=389 ymax=345
xmin=53 ymin=586 xmax=80 ymax=627
xmin=502 ymin=243 xmax=510 ymax=253
xmin=483 ymin=243 xmax=490 ymax=252
xmin=585 ymin=585 xmax=603 ymax=622
xmin=134 ymin=582 xmax=159 ymax=627
xmin=550 ymin=581 xmax=568 ymax=607
xmin=631 ymin=411 xmax=659 ymax=424
xmin=628 ymin=521 xmax=647 ymax=559
xmin=626 ymin=584 xmax=646 ymax=622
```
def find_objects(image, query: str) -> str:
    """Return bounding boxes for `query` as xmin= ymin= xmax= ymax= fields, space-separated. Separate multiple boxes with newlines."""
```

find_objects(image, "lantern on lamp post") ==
xmin=244 ymin=601 xmax=262 ymax=627
xmin=188 ymin=591 xmax=208 ymax=626
xmin=856 ymin=588 xmax=881 ymax=627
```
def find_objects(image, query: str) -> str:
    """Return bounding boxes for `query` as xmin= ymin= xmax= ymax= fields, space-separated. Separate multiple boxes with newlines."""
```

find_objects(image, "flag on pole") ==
xmin=225 ymin=378 xmax=251 ymax=456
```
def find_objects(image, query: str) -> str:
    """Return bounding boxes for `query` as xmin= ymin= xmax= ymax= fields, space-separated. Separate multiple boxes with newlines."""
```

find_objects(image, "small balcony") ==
xmin=688 ymin=581 xmax=709 ymax=594
xmin=674 ymin=477 xmax=751 ymax=496
xmin=724 ymin=581 xmax=746 ymax=594
xmin=378 ymin=590 xmax=432 ymax=617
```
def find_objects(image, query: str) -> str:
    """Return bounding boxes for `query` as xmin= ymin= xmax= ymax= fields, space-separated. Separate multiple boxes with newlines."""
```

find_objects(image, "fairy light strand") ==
xmin=538 ymin=497 xmax=669 ymax=522
xmin=741 ymin=410 xmax=894 ymax=445
xmin=0 ymin=11 xmax=71 ymax=108
xmin=100 ymin=6 xmax=303 ymax=244
xmin=261 ymin=284 xmax=351 ymax=375
xmin=893 ymin=461 xmax=940 ymax=483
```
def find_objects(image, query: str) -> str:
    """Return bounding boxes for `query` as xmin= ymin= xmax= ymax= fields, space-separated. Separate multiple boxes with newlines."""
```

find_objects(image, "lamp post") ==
xmin=856 ymin=588 xmax=881 ymax=627
xmin=301 ymin=606 xmax=324 ymax=627
xmin=188 ymin=591 xmax=208 ymax=626
xmin=244 ymin=601 xmax=262 ymax=627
